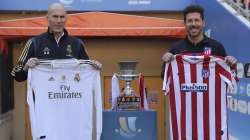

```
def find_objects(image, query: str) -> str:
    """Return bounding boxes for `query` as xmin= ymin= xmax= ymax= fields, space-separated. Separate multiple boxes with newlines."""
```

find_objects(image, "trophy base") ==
xmin=116 ymin=96 xmax=141 ymax=111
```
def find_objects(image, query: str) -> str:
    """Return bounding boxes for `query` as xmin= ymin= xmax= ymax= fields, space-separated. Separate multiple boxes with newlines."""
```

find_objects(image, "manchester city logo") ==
xmin=202 ymin=69 xmax=210 ymax=78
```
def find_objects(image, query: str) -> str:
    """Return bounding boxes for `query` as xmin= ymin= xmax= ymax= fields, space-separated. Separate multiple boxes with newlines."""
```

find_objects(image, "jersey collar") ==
xmin=47 ymin=28 xmax=69 ymax=40
xmin=185 ymin=34 xmax=209 ymax=47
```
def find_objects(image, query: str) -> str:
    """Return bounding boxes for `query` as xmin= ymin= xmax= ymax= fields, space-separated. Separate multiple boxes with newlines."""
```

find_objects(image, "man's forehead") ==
xmin=49 ymin=11 xmax=66 ymax=15
xmin=186 ymin=12 xmax=202 ymax=19
xmin=48 ymin=9 xmax=66 ymax=16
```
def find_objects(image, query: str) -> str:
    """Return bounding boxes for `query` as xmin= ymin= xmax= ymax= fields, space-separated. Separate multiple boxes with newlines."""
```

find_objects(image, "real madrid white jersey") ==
xmin=27 ymin=60 xmax=102 ymax=140
xmin=163 ymin=55 xmax=234 ymax=140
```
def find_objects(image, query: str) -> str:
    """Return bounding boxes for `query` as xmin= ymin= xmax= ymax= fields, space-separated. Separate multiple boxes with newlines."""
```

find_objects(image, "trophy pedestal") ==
xmin=101 ymin=110 xmax=157 ymax=140
xmin=116 ymin=96 xmax=141 ymax=111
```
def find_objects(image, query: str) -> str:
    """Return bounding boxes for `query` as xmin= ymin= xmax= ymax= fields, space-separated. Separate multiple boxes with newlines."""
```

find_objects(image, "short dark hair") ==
xmin=183 ymin=5 xmax=204 ymax=21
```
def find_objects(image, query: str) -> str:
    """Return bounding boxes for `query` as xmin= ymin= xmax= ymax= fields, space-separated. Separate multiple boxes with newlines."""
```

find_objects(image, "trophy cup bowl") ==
xmin=116 ymin=61 xmax=141 ymax=111
xmin=118 ymin=61 xmax=138 ymax=81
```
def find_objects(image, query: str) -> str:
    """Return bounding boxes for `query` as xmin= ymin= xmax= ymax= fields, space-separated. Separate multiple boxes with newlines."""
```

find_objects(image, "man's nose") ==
xmin=190 ymin=20 xmax=196 ymax=25
xmin=56 ymin=17 xmax=64 ymax=22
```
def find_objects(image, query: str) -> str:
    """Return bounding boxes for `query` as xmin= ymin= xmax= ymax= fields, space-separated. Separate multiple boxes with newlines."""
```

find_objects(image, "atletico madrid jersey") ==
xmin=163 ymin=55 xmax=234 ymax=140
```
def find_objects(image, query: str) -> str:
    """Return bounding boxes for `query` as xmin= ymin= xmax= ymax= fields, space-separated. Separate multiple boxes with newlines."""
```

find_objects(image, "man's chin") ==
xmin=189 ymin=31 xmax=201 ymax=37
xmin=52 ymin=30 xmax=64 ymax=34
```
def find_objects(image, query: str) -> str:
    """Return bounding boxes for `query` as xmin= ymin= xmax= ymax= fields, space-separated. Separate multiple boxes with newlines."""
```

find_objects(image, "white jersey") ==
xmin=163 ymin=55 xmax=234 ymax=140
xmin=27 ymin=61 xmax=102 ymax=140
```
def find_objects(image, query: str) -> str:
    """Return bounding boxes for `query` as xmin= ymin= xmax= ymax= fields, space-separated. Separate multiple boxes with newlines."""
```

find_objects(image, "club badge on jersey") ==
xmin=66 ymin=45 xmax=73 ymax=57
xmin=61 ymin=75 xmax=66 ymax=82
xmin=203 ymin=47 xmax=211 ymax=55
xmin=202 ymin=69 xmax=210 ymax=78
xmin=74 ymin=73 xmax=81 ymax=82
xmin=43 ymin=47 xmax=50 ymax=55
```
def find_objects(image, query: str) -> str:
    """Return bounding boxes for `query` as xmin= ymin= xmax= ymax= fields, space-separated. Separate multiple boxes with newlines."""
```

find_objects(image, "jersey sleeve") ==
xmin=27 ymin=68 xmax=38 ymax=140
xmin=216 ymin=58 xmax=235 ymax=90
xmin=93 ymin=69 xmax=102 ymax=140
xmin=162 ymin=62 xmax=171 ymax=95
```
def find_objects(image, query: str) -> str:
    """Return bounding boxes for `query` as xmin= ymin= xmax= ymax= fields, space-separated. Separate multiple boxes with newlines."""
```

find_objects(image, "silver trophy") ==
xmin=116 ymin=61 xmax=141 ymax=111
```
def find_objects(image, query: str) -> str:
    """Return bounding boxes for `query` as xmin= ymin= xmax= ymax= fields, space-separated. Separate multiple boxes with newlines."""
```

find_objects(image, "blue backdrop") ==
xmin=197 ymin=0 xmax=250 ymax=139
xmin=0 ymin=0 xmax=194 ymax=11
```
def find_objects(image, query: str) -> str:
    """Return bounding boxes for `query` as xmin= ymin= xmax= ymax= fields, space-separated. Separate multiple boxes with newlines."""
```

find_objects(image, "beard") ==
xmin=187 ymin=26 xmax=203 ymax=38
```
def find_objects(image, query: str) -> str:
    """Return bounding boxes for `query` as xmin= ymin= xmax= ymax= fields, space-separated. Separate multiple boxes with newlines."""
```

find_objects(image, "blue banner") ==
xmin=0 ymin=0 xmax=194 ymax=11
xmin=197 ymin=0 xmax=250 ymax=139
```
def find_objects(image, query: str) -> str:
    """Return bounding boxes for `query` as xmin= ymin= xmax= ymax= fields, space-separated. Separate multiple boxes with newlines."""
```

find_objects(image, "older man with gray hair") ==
xmin=12 ymin=3 xmax=101 ymax=82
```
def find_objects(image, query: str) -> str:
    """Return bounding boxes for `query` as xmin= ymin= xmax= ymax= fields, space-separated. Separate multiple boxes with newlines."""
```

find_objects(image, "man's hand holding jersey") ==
xmin=162 ymin=52 xmax=237 ymax=66
xmin=90 ymin=60 xmax=102 ymax=70
xmin=24 ymin=58 xmax=102 ymax=71
xmin=162 ymin=52 xmax=174 ymax=63
xmin=225 ymin=56 xmax=237 ymax=66
xmin=23 ymin=58 xmax=39 ymax=71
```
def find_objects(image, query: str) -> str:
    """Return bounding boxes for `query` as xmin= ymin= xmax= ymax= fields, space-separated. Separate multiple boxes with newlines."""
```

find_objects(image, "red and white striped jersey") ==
xmin=163 ymin=55 xmax=234 ymax=140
